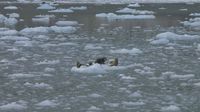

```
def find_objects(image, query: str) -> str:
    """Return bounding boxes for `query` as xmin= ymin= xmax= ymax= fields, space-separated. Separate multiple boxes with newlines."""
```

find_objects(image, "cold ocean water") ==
xmin=0 ymin=2 xmax=200 ymax=112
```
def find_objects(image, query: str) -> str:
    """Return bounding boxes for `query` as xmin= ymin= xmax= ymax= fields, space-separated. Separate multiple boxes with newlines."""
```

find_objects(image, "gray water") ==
xmin=0 ymin=3 xmax=200 ymax=112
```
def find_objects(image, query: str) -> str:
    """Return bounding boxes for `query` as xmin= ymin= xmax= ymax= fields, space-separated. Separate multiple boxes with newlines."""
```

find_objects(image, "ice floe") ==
xmin=189 ymin=13 xmax=200 ymax=17
xmin=0 ymin=36 xmax=29 ymax=41
xmin=0 ymin=102 xmax=27 ymax=111
xmin=55 ymin=21 xmax=78 ymax=26
xmin=36 ymin=100 xmax=58 ymax=107
xmin=8 ymin=73 xmax=35 ymax=78
xmin=161 ymin=105 xmax=181 ymax=112
xmin=150 ymin=32 xmax=200 ymax=45
xmin=116 ymin=8 xmax=154 ymax=15
xmin=37 ymin=4 xmax=56 ymax=10
xmin=96 ymin=13 xmax=155 ymax=20
xmin=48 ymin=8 xmax=74 ymax=13
xmin=84 ymin=44 xmax=103 ymax=50
xmin=4 ymin=6 xmax=18 ymax=10
xmin=182 ymin=17 xmax=200 ymax=30
xmin=0 ymin=14 xmax=18 ymax=27
xmin=127 ymin=3 xmax=141 ymax=8
xmin=7 ymin=13 xmax=20 ymax=18
xmin=0 ymin=29 xmax=18 ymax=36
xmin=110 ymin=48 xmax=143 ymax=55
xmin=24 ymin=82 xmax=53 ymax=89
xmin=69 ymin=6 xmax=87 ymax=10
xmin=71 ymin=63 xmax=135 ymax=74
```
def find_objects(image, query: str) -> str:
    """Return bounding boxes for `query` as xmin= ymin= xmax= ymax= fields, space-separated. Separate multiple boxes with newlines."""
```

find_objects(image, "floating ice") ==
xmin=7 ymin=13 xmax=20 ymax=18
xmin=96 ymin=13 xmax=155 ymax=19
xmin=116 ymin=8 xmax=154 ymax=15
xmin=37 ymin=4 xmax=55 ymax=10
xmin=69 ymin=6 xmax=87 ymax=10
xmin=55 ymin=21 xmax=78 ymax=26
xmin=88 ymin=106 xmax=101 ymax=111
xmin=24 ymin=82 xmax=53 ymax=89
xmin=84 ymin=44 xmax=103 ymax=50
xmin=0 ymin=36 xmax=29 ymax=41
xmin=170 ymin=74 xmax=195 ymax=80
xmin=50 ymin=26 xmax=77 ymax=33
xmin=32 ymin=17 xmax=50 ymax=24
xmin=122 ymin=101 xmax=145 ymax=106
xmin=182 ymin=17 xmax=200 ymax=30
xmin=8 ymin=73 xmax=35 ymax=78
xmin=4 ymin=6 xmax=18 ymax=10
xmin=0 ymin=14 xmax=18 ymax=27
xmin=189 ymin=13 xmax=200 ymax=17
xmin=161 ymin=105 xmax=181 ymax=112
xmin=71 ymin=63 xmax=134 ymax=74
xmin=110 ymin=48 xmax=143 ymax=55
xmin=36 ymin=100 xmax=58 ymax=107
xmin=14 ymin=40 xmax=33 ymax=47
xmin=128 ymin=3 xmax=141 ymax=8
xmin=150 ymin=32 xmax=200 ymax=45
xmin=20 ymin=27 xmax=49 ymax=36
xmin=48 ymin=8 xmax=74 ymax=13
xmin=0 ymin=102 xmax=27 ymax=110
xmin=0 ymin=29 xmax=18 ymax=36
xmin=35 ymin=60 xmax=60 ymax=65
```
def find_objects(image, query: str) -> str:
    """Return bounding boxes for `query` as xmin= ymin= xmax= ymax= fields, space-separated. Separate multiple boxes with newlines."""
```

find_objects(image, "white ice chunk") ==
xmin=161 ymin=105 xmax=181 ymax=112
xmin=84 ymin=44 xmax=103 ymax=50
xmin=24 ymin=82 xmax=53 ymax=89
xmin=110 ymin=48 xmax=143 ymax=55
xmin=4 ymin=18 xmax=18 ymax=27
xmin=48 ymin=8 xmax=74 ymax=13
xmin=4 ymin=6 xmax=18 ymax=10
xmin=7 ymin=13 xmax=20 ymax=18
xmin=37 ymin=4 xmax=55 ymax=10
xmin=69 ymin=6 xmax=87 ymax=10
xmin=128 ymin=3 xmax=141 ymax=8
xmin=96 ymin=13 xmax=155 ymax=19
xmin=0 ymin=29 xmax=18 ymax=36
xmin=20 ymin=27 xmax=49 ymax=36
xmin=36 ymin=100 xmax=58 ymax=107
xmin=50 ymin=26 xmax=76 ymax=33
xmin=8 ymin=73 xmax=35 ymax=78
xmin=0 ymin=102 xmax=27 ymax=110
xmin=0 ymin=36 xmax=29 ymax=41
xmin=71 ymin=63 xmax=134 ymax=74
xmin=116 ymin=8 xmax=154 ymax=15
xmin=55 ymin=21 xmax=78 ymax=26
xmin=170 ymin=74 xmax=195 ymax=80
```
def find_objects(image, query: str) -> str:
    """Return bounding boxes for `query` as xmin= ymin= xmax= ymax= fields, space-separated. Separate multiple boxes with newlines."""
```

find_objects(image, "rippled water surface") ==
xmin=0 ymin=2 xmax=200 ymax=112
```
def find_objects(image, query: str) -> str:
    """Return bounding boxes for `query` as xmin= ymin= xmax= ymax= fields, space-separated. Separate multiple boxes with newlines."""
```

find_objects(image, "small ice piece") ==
xmin=194 ymin=82 xmax=200 ymax=87
xmin=32 ymin=17 xmax=50 ymax=24
xmin=0 ymin=36 xmax=29 ymax=41
xmin=50 ymin=26 xmax=76 ymax=34
xmin=48 ymin=8 xmax=74 ymax=13
xmin=0 ymin=102 xmax=27 ymax=110
xmin=7 ymin=13 xmax=20 ymax=18
xmin=87 ymin=106 xmax=101 ymax=111
xmin=128 ymin=3 xmax=141 ymax=8
xmin=189 ymin=13 xmax=200 ymax=17
xmin=110 ymin=48 xmax=143 ymax=55
xmin=161 ymin=105 xmax=181 ymax=112
xmin=129 ymin=91 xmax=142 ymax=98
xmin=24 ymin=82 xmax=53 ymax=89
xmin=89 ymin=93 xmax=102 ymax=98
xmin=122 ymin=101 xmax=145 ymax=106
xmin=4 ymin=6 xmax=18 ymax=10
xmin=35 ymin=60 xmax=60 ymax=65
xmin=55 ymin=21 xmax=78 ymax=26
xmin=35 ymin=100 xmax=58 ymax=107
xmin=37 ymin=4 xmax=55 ymax=10
xmin=8 ymin=73 xmax=35 ymax=78
xmin=84 ymin=44 xmax=103 ymax=50
xmin=150 ymin=38 xmax=170 ymax=45
xmin=14 ymin=40 xmax=33 ymax=47
xmin=4 ymin=18 xmax=18 ymax=27
xmin=69 ymin=6 xmax=87 ymax=10
xmin=170 ymin=74 xmax=195 ymax=80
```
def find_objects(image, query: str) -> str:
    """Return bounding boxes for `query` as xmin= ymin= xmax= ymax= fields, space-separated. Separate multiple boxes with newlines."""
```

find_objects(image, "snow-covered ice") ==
xmin=35 ymin=100 xmax=58 ymax=107
xmin=116 ymin=8 xmax=154 ymax=15
xmin=4 ymin=6 xmax=18 ymax=10
xmin=69 ymin=6 xmax=87 ymax=10
xmin=0 ymin=102 xmax=27 ymax=111
xmin=48 ymin=8 xmax=74 ymax=13
xmin=161 ymin=105 xmax=181 ymax=112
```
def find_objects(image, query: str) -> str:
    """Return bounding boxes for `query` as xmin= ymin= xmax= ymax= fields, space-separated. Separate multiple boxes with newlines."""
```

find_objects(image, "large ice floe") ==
xmin=150 ymin=32 xmax=200 ymax=45
xmin=96 ymin=13 xmax=155 ymax=20
xmin=32 ymin=15 xmax=55 ymax=25
xmin=55 ymin=21 xmax=78 ymax=26
xmin=71 ymin=63 xmax=135 ymax=74
xmin=69 ymin=6 xmax=87 ymax=10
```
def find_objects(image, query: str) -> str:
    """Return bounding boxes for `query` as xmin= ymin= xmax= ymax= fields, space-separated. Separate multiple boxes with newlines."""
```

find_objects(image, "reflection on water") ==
xmin=0 ymin=2 xmax=200 ymax=112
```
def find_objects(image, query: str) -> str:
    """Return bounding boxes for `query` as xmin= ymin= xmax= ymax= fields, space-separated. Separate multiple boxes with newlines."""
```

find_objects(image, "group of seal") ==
xmin=76 ymin=57 xmax=118 ymax=68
